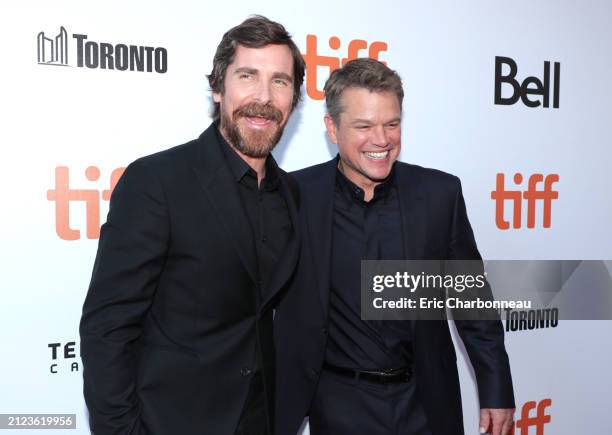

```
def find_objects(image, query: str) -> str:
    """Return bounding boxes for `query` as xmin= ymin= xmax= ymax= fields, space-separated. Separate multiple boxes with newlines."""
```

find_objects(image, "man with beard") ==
xmin=80 ymin=16 xmax=305 ymax=435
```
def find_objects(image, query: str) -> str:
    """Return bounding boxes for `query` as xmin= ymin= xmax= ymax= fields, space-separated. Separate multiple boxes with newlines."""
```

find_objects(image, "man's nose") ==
xmin=371 ymin=125 xmax=388 ymax=147
xmin=253 ymin=80 xmax=272 ymax=103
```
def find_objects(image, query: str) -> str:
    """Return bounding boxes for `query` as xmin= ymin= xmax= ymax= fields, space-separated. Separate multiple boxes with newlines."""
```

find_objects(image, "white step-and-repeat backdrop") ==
xmin=1 ymin=1 xmax=611 ymax=433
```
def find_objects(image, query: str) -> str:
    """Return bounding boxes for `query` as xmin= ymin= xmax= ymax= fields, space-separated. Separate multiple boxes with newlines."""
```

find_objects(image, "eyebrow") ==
xmin=234 ymin=67 xmax=258 ymax=75
xmin=233 ymin=67 xmax=293 ymax=82
xmin=350 ymin=117 xmax=401 ymax=125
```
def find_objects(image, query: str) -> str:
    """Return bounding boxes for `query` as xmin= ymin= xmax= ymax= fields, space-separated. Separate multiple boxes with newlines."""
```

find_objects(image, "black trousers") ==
xmin=309 ymin=368 xmax=432 ymax=435
xmin=235 ymin=373 xmax=269 ymax=435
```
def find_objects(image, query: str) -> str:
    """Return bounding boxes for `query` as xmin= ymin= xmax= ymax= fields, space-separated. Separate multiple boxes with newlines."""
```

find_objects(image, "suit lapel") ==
xmin=396 ymin=164 xmax=427 ymax=334
xmin=305 ymin=159 xmax=337 ymax=318
xmin=260 ymin=173 xmax=300 ymax=313
xmin=396 ymin=164 xmax=427 ymax=261
xmin=190 ymin=125 xmax=258 ymax=283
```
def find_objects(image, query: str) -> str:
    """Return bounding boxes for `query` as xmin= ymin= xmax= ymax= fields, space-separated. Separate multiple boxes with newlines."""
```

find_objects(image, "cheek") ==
xmin=350 ymin=136 xmax=368 ymax=154
xmin=219 ymin=94 xmax=234 ymax=112
xmin=278 ymin=93 xmax=294 ymax=114
xmin=336 ymin=141 xmax=354 ymax=161
xmin=346 ymin=142 xmax=365 ymax=160
xmin=390 ymin=131 xmax=402 ymax=145
xmin=225 ymin=85 xmax=250 ymax=105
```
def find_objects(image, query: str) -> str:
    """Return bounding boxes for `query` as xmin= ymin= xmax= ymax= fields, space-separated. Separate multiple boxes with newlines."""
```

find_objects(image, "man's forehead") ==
xmin=340 ymin=89 xmax=401 ymax=119
xmin=228 ymin=44 xmax=294 ymax=73
xmin=341 ymin=87 xmax=399 ymax=102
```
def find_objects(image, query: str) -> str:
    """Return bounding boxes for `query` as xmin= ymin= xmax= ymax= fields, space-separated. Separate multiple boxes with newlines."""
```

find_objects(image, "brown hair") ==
xmin=207 ymin=15 xmax=305 ymax=120
xmin=324 ymin=58 xmax=403 ymax=125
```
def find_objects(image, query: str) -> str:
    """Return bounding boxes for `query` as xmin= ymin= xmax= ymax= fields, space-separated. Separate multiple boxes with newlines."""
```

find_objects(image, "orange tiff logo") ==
xmin=302 ymin=35 xmax=388 ymax=100
xmin=512 ymin=398 xmax=552 ymax=435
xmin=47 ymin=166 xmax=125 ymax=240
xmin=491 ymin=173 xmax=559 ymax=230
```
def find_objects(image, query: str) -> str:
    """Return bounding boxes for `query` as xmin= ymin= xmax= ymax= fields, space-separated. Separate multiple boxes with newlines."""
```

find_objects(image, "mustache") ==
xmin=233 ymin=102 xmax=283 ymax=124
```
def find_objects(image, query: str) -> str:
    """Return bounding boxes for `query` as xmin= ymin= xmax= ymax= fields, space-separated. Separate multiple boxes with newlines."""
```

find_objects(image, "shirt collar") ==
xmin=215 ymin=122 xmax=281 ymax=190
xmin=335 ymin=155 xmax=396 ymax=203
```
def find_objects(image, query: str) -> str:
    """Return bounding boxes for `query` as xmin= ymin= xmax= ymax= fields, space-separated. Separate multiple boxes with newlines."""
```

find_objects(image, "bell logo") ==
xmin=491 ymin=173 xmax=559 ymax=230
xmin=513 ymin=398 xmax=552 ymax=435
xmin=46 ymin=166 xmax=125 ymax=240
xmin=302 ymin=35 xmax=388 ymax=100
xmin=494 ymin=56 xmax=560 ymax=108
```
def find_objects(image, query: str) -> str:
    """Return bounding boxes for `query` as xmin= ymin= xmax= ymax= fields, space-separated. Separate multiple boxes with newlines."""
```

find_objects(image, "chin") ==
xmin=365 ymin=166 xmax=392 ymax=181
xmin=364 ymin=172 xmax=389 ymax=183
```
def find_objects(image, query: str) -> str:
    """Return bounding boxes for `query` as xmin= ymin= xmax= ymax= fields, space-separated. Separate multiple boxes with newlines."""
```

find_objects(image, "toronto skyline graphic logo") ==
xmin=37 ymin=26 xmax=69 ymax=66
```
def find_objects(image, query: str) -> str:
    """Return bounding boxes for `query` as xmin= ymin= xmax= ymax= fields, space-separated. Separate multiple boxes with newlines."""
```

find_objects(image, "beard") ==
xmin=219 ymin=101 xmax=286 ymax=158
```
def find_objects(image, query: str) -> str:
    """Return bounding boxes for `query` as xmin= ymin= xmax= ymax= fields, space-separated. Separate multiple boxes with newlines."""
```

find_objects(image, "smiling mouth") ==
xmin=245 ymin=116 xmax=274 ymax=127
xmin=364 ymin=150 xmax=389 ymax=159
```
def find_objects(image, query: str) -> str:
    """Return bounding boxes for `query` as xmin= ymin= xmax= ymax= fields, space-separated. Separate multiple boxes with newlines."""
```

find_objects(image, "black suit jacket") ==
xmin=274 ymin=158 xmax=514 ymax=435
xmin=80 ymin=123 xmax=300 ymax=435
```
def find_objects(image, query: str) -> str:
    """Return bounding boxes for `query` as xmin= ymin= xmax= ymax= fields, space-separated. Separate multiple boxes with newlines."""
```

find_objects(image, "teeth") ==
xmin=364 ymin=151 xmax=389 ymax=159
xmin=247 ymin=116 xmax=270 ymax=125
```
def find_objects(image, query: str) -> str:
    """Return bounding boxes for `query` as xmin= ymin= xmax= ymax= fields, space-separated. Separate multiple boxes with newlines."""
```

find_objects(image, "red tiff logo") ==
xmin=512 ymin=398 xmax=552 ymax=435
xmin=47 ymin=166 xmax=125 ymax=240
xmin=491 ymin=173 xmax=559 ymax=230
xmin=302 ymin=35 xmax=388 ymax=100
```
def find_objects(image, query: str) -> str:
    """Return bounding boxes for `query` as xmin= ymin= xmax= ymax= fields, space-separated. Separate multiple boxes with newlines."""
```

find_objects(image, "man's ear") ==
xmin=213 ymin=92 xmax=221 ymax=103
xmin=324 ymin=114 xmax=338 ymax=145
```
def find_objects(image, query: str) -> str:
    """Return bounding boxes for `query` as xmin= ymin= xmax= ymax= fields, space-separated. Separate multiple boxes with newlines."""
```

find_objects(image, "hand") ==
xmin=479 ymin=408 xmax=515 ymax=435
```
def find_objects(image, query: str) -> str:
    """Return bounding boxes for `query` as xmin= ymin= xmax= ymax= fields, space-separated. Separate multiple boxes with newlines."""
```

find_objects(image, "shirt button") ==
xmin=240 ymin=367 xmax=252 ymax=377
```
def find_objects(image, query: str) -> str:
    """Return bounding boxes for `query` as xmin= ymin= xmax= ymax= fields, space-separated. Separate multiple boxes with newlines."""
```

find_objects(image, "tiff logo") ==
xmin=47 ymin=166 xmax=125 ymax=240
xmin=302 ymin=35 xmax=387 ymax=100
xmin=37 ymin=26 xmax=69 ymax=66
xmin=491 ymin=173 xmax=559 ymax=230
xmin=512 ymin=398 xmax=552 ymax=435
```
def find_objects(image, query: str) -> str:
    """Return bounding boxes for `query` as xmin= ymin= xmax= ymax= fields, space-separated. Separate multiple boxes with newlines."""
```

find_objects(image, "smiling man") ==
xmin=80 ymin=16 xmax=304 ymax=435
xmin=275 ymin=58 xmax=515 ymax=435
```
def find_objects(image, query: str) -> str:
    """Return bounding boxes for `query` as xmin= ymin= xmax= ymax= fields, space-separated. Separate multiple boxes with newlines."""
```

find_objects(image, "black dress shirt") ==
xmin=216 ymin=127 xmax=292 ymax=297
xmin=216 ymin=127 xmax=291 ymax=434
xmin=325 ymin=163 xmax=414 ymax=371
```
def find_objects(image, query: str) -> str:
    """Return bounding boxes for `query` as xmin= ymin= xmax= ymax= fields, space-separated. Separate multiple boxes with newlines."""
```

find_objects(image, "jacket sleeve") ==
xmin=447 ymin=178 xmax=516 ymax=409
xmin=79 ymin=159 xmax=169 ymax=434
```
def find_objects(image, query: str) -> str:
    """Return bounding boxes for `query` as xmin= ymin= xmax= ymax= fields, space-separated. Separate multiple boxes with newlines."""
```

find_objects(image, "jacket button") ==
xmin=322 ymin=327 xmax=327 ymax=335
xmin=240 ymin=367 xmax=252 ymax=377
xmin=310 ymin=368 xmax=318 ymax=376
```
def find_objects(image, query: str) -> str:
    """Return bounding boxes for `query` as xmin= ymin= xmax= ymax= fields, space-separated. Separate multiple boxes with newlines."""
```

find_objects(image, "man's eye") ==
xmin=273 ymin=78 xmax=289 ymax=87
xmin=239 ymin=73 xmax=252 ymax=80
xmin=386 ymin=122 xmax=399 ymax=129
